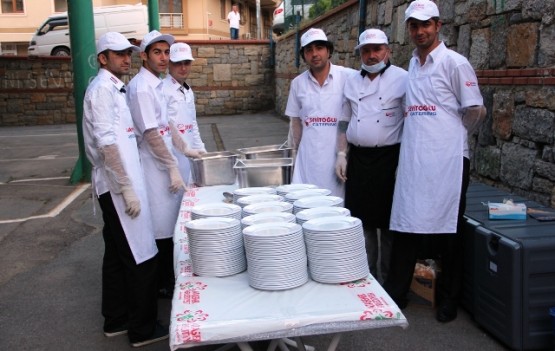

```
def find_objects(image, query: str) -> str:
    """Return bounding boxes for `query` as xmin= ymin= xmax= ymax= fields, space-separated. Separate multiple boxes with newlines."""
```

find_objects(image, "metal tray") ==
xmin=190 ymin=151 xmax=237 ymax=186
xmin=235 ymin=142 xmax=293 ymax=159
xmin=233 ymin=158 xmax=293 ymax=188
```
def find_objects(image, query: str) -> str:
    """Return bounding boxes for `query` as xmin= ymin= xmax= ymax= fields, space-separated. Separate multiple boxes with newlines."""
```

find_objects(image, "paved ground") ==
xmin=0 ymin=112 xmax=509 ymax=350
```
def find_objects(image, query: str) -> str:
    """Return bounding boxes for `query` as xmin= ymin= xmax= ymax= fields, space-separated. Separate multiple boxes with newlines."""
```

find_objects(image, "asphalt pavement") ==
xmin=0 ymin=112 xmax=509 ymax=351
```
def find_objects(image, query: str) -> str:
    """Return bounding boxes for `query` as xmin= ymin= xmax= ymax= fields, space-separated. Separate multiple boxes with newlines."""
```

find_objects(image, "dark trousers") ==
xmin=230 ymin=27 xmax=239 ymax=39
xmin=383 ymin=157 xmax=469 ymax=305
xmin=155 ymin=237 xmax=175 ymax=292
xmin=98 ymin=192 xmax=158 ymax=342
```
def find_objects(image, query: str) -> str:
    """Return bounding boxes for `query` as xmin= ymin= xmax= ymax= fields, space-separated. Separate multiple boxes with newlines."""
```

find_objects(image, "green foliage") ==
xmin=309 ymin=0 xmax=348 ymax=19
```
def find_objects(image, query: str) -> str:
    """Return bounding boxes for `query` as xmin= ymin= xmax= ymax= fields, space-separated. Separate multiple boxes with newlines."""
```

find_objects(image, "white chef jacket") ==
xmin=390 ymin=42 xmax=484 ymax=234
xmin=163 ymin=75 xmax=206 ymax=185
xmin=127 ymin=67 xmax=182 ymax=240
xmin=83 ymin=68 xmax=158 ymax=264
xmin=285 ymin=63 xmax=357 ymax=197
xmin=227 ymin=11 xmax=240 ymax=29
xmin=341 ymin=65 xmax=407 ymax=147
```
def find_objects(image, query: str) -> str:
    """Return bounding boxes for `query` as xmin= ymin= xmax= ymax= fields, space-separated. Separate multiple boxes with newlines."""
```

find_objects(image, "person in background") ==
xmin=83 ymin=32 xmax=167 ymax=347
xmin=336 ymin=28 xmax=407 ymax=284
xmin=227 ymin=4 xmax=241 ymax=40
xmin=384 ymin=0 xmax=487 ymax=322
xmin=163 ymin=42 xmax=207 ymax=186
xmin=127 ymin=30 xmax=187 ymax=301
xmin=285 ymin=28 xmax=357 ymax=197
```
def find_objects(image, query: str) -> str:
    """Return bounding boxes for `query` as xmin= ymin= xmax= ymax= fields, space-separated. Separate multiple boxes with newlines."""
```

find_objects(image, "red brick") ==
xmin=500 ymin=77 xmax=514 ymax=84
xmin=543 ymin=77 xmax=555 ymax=85
xmin=527 ymin=77 xmax=542 ymax=85
xmin=513 ymin=77 xmax=528 ymax=85
xmin=478 ymin=77 xmax=489 ymax=85
xmin=490 ymin=78 xmax=501 ymax=84
xmin=494 ymin=70 xmax=507 ymax=77
xmin=519 ymin=68 xmax=537 ymax=76
xmin=482 ymin=70 xmax=495 ymax=77
xmin=475 ymin=70 xmax=485 ymax=77
xmin=507 ymin=69 xmax=520 ymax=77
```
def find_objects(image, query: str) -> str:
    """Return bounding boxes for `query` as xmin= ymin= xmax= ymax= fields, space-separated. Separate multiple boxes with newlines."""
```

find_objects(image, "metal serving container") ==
xmin=190 ymin=151 xmax=237 ymax=186
xmin=235 ymin=142 xmax=293 ymax=159
xmin=234 ymin=158 xmax=293 ymax=188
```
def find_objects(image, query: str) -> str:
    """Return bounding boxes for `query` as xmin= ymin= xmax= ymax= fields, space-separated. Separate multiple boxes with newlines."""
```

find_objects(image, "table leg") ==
xmin=326 ymin=334 xmax=342 ymax=351
xmin=237 ymin=342 xmax=255 ymax=351
xmin=267 ymin=339 xmax=280 ymax=351
xmin=214 ymin=344 xmax=239 ymax=351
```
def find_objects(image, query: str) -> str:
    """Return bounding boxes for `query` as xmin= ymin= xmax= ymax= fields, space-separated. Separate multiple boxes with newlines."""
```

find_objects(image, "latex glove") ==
xmin=168 ymin=167 xmax=186 ymax=193
xmin=121 ymin=185 xmax=141 ymax=218
xmin=335 ymin=152 xmax=348 ymax=182
xmin=185 ymin=148 xmax=203 ymax=159
xmin=462 ymin=105 xmax=487 ymax=134
xmin=143 ymin=128 xmax=178 ymax=169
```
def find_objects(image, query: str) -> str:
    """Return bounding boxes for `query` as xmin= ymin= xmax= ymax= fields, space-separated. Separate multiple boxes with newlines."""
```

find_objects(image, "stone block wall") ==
xmin=273 ymin=0 xmax=555 ymax=206
xmin=0 ymin=41 xmax=274 ymax=125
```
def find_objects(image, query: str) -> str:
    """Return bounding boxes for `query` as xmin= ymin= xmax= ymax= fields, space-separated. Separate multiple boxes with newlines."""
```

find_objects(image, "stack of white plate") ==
xmin=303 ymin=216 xmax=369 ymax=284
xmin=236 ymin=194 xmax=284 ymax=208
xmin=232 ymin=187 xmax=277 ymax=204
xmin=242 ymin=201 xmax=293 ymax=218
xmin=284 ymin=188 xmax=332 ymax=203
xmin=295 ymin=206 xmax=351 ymax=226
xmin=185 ymin=217 xmax=246 ymax=277
xmin=275 ymin=183 xmax=319 ymax=196
xmin=241 ymin=212 xmax=297 ymax=229
xmin=292 ymin=195 xmax=344 ymax=214
xmin=191 ymin=202 xmax=242 ymax=220
xmin=243 ymin=222 xmax=308 ymax=290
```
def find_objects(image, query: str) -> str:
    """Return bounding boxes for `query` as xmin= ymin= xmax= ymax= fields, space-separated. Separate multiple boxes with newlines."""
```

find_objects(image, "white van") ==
xmin=28 ymin=4 xmax=148 ymax=57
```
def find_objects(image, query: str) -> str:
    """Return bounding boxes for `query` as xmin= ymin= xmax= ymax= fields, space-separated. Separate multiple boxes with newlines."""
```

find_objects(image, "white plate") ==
xmin=285 ymin=188 xmax=332 ymax=201
xmin=296 ymin=206 xmax=351 ymax=221
xmin=242 ymin=201 xmax=293 ymax=216
xmin=233 ymin=187 xmax=277 ymax=196
xmin=236 ymin=194 xmax=284 ymax=207
xmin=191 ymin=202 xmax=241 ymax=217
xmin=243 ymin=222 xmax=301 ymax=238
xmin=276 ymin=183 xmax=318 ymax=195
xmin=293 ymin=196 xmax=344 ymax=210
xmin=185 ymin=217 xmax=241 ymax=231
xmin=302 ymin=216 xmax=361 ymax=232
xmin=241 ymin=212 xmax=296 ymax=227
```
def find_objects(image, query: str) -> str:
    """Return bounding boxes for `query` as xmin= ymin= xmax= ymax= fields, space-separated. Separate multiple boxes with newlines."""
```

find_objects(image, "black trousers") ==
xmin=98 ymin=192 xmax=158 ymax=342
xmin=383 ymin=157 xmax=470 ymax=305
xmin=155 ymin=237 xmax=175 ymax=291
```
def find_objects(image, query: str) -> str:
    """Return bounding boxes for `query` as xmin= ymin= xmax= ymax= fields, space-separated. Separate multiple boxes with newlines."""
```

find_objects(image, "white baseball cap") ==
xmin=354 ymin=29 xmax=388 ymax=50
xmin=96 ymin=32 xmax=139 ymax=55
xmin=405 ymin=0 xmax=440 ymax=22
xmin=300 ymin=28 xmax=329 ymax=48
xmin=170 ymin=42 xmax=195 ymax=62
xmin=140 ymin=30 xmax=175 ymax=52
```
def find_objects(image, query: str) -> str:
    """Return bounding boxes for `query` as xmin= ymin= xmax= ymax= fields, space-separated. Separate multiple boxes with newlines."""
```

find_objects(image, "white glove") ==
xmin=168 ymin=167 xmax=186 ymax=193
xmin=184 ymin=148 xmax=203 ymax=159
xmin=462 ymin=105 xmax=487 ymax=134
xmin=335 ymin=152 xmax=348 ymax=182
xmin=121 ymin=185 xmax=141 ymax=218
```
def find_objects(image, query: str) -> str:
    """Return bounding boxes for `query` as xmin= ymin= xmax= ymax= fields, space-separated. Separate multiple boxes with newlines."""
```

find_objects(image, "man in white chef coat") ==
xmin=384 ymin=0 xmax=486 ymax=322
xmin=336 ymin=28 xmax=407 ymax=284
xmin=83 ymin=32 xmax=167 ymax=347
xmin=285 ymin=28 xmax=357 ymax=197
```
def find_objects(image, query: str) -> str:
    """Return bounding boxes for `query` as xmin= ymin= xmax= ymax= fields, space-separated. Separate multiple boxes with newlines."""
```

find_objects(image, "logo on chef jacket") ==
xmin=178 ymin=123 xmax=194 ymax=134
xmin=126 ymin=126 xmax=136 ymax=139
xmin=407 ymin=104 xmax=437 ymax=117
xmin=465 ymin=80 xmax=477 ymax=87
xmin=304 ymin=116 xmax=338 ymax=127
xmin=159 ymin=125 xmax=171 ymax=136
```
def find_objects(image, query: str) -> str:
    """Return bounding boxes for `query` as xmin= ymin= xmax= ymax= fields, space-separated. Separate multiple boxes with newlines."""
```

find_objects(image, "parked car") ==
xmin=28 ymin=4 xmax=148 ymax=57
xmin=272 ymin=1 xmax=285 ymax=35
xmin=272 ymin=1 xmax=314 ymax=36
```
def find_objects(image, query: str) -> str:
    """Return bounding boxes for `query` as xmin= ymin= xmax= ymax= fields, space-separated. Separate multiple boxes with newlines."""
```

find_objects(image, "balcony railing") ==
xmin=160 ymin=13 xmax=183 ymax=28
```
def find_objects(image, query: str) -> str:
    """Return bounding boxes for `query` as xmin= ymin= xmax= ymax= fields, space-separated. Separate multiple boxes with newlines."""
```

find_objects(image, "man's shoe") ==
xmin=130 ymin=323 xmax=169 ymax=348
xmin=104 ymin=324 xmax=128 ymax=337
xmin=436 ymin=300 xmax=458 ymax=323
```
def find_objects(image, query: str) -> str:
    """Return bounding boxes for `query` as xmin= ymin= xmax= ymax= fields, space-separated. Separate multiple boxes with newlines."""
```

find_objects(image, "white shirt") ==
xmin=227 ymin=10 xmax=240 ymax=29
xmin=162 ymin=75 xmax=205 ymax=151
xmin=342 ymin=65 xmax=407 ymax=147
xmin=83 ymin=68 xmax=129 ymax=196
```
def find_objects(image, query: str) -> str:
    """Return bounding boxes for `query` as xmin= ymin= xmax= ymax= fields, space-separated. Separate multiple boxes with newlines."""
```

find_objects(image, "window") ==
xmin=159 ymin=0 xmax=182 ymax=13
xmin=220 ymin=0 xmax=227 ymax=20
xmin=54 ymin=0 xmax=67 ymax=12
xmin=1 ymin=0 xmax=24 ymax=13
xmin=159 ymin=0 xmax=184 ymax=28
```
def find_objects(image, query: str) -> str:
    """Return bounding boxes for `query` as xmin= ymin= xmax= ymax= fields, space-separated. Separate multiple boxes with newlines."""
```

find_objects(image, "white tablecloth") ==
xmin=170 ymin=185 xmax=408 ymax=350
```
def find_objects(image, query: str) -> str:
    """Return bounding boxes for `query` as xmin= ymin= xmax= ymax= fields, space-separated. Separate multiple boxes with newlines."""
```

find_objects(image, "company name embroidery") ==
xmin=407 ymin=104 xmax=437 ymax=116
xmin=305 ymin=116 xmax=337 ymax=127
xmin=357 ymin=292 xmax=385 ymax=309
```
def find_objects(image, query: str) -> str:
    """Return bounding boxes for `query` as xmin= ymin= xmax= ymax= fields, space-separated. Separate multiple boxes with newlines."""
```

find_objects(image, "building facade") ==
xmin=0 ymin=0 xmax=277 ymax=56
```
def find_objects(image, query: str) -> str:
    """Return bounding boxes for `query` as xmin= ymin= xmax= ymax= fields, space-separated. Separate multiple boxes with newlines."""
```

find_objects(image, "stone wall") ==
xmin=273 ymin=0 xmax=555 ymax=206
xmin=0 ymin=40 xmax=274 ymax=125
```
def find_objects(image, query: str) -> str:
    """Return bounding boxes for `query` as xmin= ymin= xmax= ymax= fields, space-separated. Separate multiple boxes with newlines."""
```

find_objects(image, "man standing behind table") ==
xmin=384 ymin=0 xmax=486 ymax=322
xmin=83 ymin=32 xmax=168 ymax=347
xmin=127 ymin=30 xmax=189 ymax=300
xmin=163 ymin=42 xmax=207 ymax=186
xmin=285 ymin=28 xmax=357 ymax=197
xmin=227 ymin=4 xmax=241 ymax=39
xmin=335 ymin=28 xmax=407 ymax=284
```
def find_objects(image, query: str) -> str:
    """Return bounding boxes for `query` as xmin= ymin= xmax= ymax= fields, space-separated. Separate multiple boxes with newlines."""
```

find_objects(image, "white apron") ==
xmin=140 ymin=122 xmax=183 ymax=240
xmin=107 ymin=113 xmax=158 ymax=264
xmin=293 ymin=92 xmax=344 ymax=197
xmin=389 ymin=54 xmax=464 ymax=234
xmin=172 ymin=95 xmax=195 ymax=185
